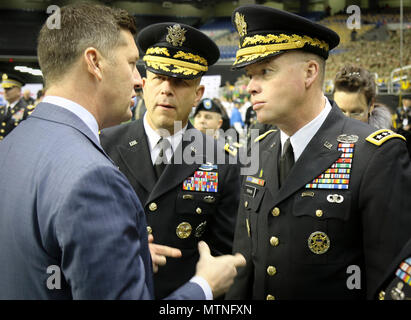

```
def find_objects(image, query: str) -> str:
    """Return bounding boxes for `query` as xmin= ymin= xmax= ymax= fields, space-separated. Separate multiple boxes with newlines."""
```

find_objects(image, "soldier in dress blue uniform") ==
xmin=0 ymin=73 xmax=35 ymax=140
xmin=100 ymin=23 xmax=241 ymax=299
xmin=225 ymin=5 xmax=411 ymax=300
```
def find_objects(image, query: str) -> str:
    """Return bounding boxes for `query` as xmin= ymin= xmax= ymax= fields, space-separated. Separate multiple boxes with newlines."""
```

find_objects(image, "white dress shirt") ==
xmin=6 ymin=99 xmax=19 ymax=110
xmin=280 ymin=96 xmax=332 ymax=161
xmin=42 ymin=96 xmax=100 ymax=143
xmin=143 ymin=114 xmax=187 ymax=165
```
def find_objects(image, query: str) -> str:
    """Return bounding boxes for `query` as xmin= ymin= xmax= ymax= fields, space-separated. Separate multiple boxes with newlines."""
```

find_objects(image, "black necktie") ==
xmin=278 ymin=138 xmax=294 ymax=187
xmin=154 ymin=137 xmax=171 ymax=179
xmin=5 ymin=105 xmax=11 ymax=117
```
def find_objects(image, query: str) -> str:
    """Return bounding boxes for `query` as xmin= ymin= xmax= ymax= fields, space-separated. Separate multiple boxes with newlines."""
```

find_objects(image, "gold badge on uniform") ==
xmin=176 ymin=222 xmax=192 ymax=239
xmin=308 ymin=231 xmax=330 ymax=254
xmin=166 ymin=24 xmax=187 ymax=47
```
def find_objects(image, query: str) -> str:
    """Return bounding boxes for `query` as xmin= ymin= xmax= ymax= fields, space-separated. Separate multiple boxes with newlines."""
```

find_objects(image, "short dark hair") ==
xmin=334 ymin=65 xmax=376 ymax=106
xmin=37 ymin=3 xmax=136 ymax=86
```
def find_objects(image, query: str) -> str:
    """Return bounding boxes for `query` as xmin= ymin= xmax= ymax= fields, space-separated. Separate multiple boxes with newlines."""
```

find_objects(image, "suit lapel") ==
xmin=272 ymin=103 xmax=347 ymax=205
xmin=117 ymin=119 xmax=157 ymax=193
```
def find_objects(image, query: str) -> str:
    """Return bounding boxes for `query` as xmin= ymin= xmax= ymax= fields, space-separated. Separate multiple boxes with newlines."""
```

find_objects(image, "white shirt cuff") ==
xmin=189 ymin=276 xmax=213 ymax=300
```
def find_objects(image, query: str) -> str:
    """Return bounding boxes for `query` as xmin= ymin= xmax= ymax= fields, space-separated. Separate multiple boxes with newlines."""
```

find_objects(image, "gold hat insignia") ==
xmin=166 ymin=24 xmax=187 ymax=47
xmin=235 ymin=12 xmax=247 ymax=37
xmin=2 ymin=74 xmax=7 ymax=80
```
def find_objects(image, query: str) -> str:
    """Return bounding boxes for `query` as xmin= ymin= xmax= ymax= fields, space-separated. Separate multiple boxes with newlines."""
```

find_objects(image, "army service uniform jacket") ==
xmin=226 ymin=103 xmax=411 ymax=300
xmin=0 ymin=99 xmax=34 ymax=140
xmin=101 ymin=119 xmax=241 ymax=299
xmin=376 ymin=237 xmax=411 ymax=300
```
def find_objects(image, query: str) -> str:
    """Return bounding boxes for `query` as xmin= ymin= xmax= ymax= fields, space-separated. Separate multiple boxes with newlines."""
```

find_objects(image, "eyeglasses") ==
xmin=341 ymin=110 xmax=368 ymax=119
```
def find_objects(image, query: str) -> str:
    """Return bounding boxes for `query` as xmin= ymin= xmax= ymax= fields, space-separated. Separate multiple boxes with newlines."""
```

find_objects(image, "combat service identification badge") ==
xmin=176 ymin=222 xmax=192 ymax=239
xmin=308 ymin=231 xmax=330 ymax=254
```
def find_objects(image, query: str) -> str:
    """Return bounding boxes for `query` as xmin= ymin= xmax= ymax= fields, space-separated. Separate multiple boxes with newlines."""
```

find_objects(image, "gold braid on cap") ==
xmin=143 ymin=55 xmax=207 ymax=75
xmin=146 ymin=47 xmax=170 ymax=56
xmin=143 ymin=47 xmax=208 ymax=75
xmin=173 ymin=51 xmax=208 ymax=66
xmin=234 ymin=33 xmax=329 ymax=65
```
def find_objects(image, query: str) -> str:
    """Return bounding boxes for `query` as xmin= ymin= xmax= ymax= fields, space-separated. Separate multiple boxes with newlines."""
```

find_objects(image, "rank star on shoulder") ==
xmin=159 ymin=304 xmax=193 ymax=317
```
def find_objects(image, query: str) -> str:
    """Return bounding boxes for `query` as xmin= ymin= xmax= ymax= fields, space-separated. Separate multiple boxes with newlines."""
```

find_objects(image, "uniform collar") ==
xmin=7 ymin=99 xmax=19 ymax=109
xmin=280 ymin=96 xmax=332 ymax=161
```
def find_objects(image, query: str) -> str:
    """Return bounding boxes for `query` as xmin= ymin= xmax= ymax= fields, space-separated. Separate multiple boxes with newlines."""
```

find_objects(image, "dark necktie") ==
xmin=278 ymin=138 xmax=294 ymax=187
xmin=154 ymin=137 xmax=171 ymax=179
xmin=5 ymin=105 xmax=11 ymax=117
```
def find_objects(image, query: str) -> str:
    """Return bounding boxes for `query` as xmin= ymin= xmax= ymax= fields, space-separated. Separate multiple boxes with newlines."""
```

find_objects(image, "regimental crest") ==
xmin=166 ymin=24 xmax=187 ymax=47
xmin=2 ymin=74 xmax=7 ymax=81
xmin=235 ymin=12 xmax=247 ymax=37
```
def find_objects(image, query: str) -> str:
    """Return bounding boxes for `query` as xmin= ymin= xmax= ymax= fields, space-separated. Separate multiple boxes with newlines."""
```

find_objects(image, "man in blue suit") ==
xmin=0 ymin=3 xmax=245 ymax=300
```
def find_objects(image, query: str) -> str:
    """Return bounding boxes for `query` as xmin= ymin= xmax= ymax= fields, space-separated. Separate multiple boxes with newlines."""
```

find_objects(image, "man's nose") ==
xmin=134 ymin=68 xmax=143 ymax=91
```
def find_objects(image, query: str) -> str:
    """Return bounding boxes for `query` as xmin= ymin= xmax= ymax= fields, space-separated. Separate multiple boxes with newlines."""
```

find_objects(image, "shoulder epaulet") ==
xmin=254 ymin=129 xmax=277 ymax=143
xmin=224 ymin=143 xmax=237 ymax=157
xmin=366 ymin=129 xmax=406 ymax=146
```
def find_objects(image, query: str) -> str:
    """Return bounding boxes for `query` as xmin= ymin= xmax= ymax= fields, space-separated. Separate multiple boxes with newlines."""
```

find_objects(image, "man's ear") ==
xmin=217 ymin=118 xmax=223 ymax=129
xmin=194 ymin=85 xmax=205 ymax=105
xmin=304 ymin=59 xmax=320 ymax=89
xmin=84 ymin=47 xmax=103 ymax=81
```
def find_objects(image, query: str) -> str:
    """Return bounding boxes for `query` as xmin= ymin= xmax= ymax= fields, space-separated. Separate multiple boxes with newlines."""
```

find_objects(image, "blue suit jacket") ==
xmin=0 ymin=102 xmax=204 ymax=300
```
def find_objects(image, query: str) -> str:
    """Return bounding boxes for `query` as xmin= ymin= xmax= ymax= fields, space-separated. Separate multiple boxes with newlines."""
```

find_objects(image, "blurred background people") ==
xmin=193 ymin=98 xmax=223 ymax=139
xmin=22 ymin=89 xmax=35 ymax=105
xmin=333 ymin=64 xmax=393 ymax=129
xmin=0 ymin=73 xmax=34 ymax=140
xmin=35 ymin=89 xmax=44 ymax=106
xmin=395 ymin=93 xmax=411 ymax=157
xmin=230 ymin=98 xmax=245 ymax=142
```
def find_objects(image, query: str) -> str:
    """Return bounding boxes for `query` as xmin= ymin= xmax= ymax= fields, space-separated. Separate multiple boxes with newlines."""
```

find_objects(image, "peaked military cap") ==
xmin=402 ymin=93 xmax=411 ymax=100
xmin=2 ymin=73 xmax=25 ymax=89
xmin=231 ymin=5 xmax=340 ymax=69
xmin=194 ymin=98 xmax=222 ymax=117
xmin=137 ymin=22 xmax=220 ymax=79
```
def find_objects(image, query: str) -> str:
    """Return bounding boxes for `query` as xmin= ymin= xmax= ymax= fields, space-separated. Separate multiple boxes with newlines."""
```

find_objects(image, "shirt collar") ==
xmin=42 ymin=96 xmax=100 ymax=142
xmin=143 ymin=113 xmax=188 ymax=162
xmin=280 ymin=96 xmax=332 ymax=161
xmin=7 ymin=100 xmax=19 ymax=109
